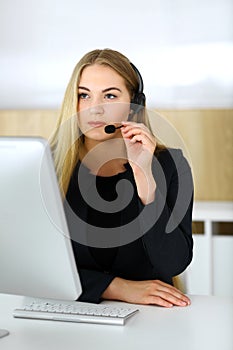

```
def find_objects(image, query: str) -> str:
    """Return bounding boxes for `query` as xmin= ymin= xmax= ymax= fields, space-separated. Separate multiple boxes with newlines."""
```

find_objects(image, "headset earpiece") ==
xmin=131 ymin=92 xmax=146 ymax=108
xmin=129 ymin=63 xmax=146 ymax=113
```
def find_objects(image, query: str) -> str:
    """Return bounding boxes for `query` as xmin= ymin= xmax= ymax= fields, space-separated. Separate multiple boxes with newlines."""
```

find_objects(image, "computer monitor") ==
xmin=0 ymin=137 xmax=82 ymax=301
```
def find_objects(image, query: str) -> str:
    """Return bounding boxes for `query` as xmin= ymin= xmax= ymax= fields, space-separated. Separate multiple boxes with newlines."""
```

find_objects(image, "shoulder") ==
xmin=155 ymin=147 xmax=185 ymax=169
xmin=153 ymin=147 xmax=192 ymax=183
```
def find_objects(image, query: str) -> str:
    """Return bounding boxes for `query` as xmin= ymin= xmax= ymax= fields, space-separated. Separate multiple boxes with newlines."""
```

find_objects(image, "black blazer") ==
xmin=65 ymin=148 xmax=194 ymax=303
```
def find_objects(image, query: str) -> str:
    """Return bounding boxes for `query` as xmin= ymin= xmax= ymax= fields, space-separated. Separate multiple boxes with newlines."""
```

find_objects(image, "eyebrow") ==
xmin=78 ymin=86 xmax=122 ymax=93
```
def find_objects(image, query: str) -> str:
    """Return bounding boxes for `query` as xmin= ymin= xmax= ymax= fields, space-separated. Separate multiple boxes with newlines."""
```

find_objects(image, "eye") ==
xmin=78 ymin=93 xmax=89 ymax=100
xmin=105 ymin=93 xmax=117 ymax=100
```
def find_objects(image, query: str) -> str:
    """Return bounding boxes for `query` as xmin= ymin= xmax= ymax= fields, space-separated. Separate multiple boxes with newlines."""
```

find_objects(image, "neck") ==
xmin=79 ymin=137 xmax=128 ymax=176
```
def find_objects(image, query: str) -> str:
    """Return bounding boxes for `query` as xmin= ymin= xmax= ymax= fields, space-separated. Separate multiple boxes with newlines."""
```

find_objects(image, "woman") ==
xmin=51 ymin=48 xmax=193 ymax=307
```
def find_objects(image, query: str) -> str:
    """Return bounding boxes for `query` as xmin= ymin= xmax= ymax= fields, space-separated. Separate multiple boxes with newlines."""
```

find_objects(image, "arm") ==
xmin=121 ymin=122 xmax=193 ymax=276
xmin=102 ymin=150 xmax=193 ymax=307
xmin=102 ymin=152 xmax=193 ymax=307
xmin=77 ymin=267 xmax=115 ymax=304
xmin=140 ymin=148 xmax=193 ymax=277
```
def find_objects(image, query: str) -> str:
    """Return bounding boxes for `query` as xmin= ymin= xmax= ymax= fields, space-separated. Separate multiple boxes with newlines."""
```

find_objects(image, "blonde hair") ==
xmin=50 ymin=48 xmax=159 ymax=196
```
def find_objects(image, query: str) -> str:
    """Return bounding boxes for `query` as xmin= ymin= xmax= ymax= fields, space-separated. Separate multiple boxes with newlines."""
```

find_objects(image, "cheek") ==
xmin=77 ymin=110 xmax=89 ymax=133
xmin=78 ymin=99 xmax=88 ymax=111
xmin=105 ymin=103 xmax=131 ymax=122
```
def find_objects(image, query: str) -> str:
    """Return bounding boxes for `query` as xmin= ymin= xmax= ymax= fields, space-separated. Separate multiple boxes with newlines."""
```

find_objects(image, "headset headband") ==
xmin=130 ymin=62 xmax=144 ymax=94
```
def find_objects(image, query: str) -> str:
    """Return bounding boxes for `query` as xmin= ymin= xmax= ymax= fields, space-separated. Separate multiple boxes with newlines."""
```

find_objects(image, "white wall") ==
xmin=0 ymin=0 xmax=232 ymax=109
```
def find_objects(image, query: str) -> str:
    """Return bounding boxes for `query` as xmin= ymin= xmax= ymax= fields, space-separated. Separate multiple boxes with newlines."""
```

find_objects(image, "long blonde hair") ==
xmin=50 ymin=48 xmax=158 ymax=196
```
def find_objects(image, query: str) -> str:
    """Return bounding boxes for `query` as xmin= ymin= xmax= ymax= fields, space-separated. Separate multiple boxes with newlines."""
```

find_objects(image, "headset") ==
xmin=130 ymin=62 xmax=146 ymax=113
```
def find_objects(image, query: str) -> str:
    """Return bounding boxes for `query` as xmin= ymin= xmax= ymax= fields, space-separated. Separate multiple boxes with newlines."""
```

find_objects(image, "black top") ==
xmin=65 ymin=148 xmax=194 ymax=303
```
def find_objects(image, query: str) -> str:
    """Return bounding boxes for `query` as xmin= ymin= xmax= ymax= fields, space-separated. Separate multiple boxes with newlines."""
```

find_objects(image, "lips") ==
xmin=88 ymin=121 xmax=106 ymax=128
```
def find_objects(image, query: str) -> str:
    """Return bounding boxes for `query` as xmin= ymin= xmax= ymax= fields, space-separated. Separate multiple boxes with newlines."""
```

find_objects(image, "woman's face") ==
xmin=77 ymin=64 xmax=131 ymax=141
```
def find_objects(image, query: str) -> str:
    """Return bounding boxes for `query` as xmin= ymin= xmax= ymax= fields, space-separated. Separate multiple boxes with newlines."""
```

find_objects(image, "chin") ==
xmin=84 ymin=129 xmax=112 ymax=141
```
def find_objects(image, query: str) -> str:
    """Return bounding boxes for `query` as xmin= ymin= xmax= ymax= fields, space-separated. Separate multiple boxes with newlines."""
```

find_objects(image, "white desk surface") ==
xmin=0 ymin=294 xmax=232 ymax=350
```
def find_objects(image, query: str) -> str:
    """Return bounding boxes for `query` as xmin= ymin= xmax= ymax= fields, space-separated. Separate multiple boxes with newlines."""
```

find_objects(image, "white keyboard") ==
xmin=13 ymin=301 xmax=139 ymax=326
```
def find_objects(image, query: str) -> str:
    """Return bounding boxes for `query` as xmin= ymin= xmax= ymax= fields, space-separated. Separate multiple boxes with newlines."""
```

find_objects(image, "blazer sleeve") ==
xmin=140 ymin=148 xmax=194 ymax=280
xmin=77 ymin=267 xmax=115 ymax=304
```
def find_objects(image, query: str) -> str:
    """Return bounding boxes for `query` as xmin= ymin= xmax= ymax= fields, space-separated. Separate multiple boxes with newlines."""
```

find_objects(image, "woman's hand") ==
xmin=121 ymin=121 xmax=157 ymax=205
xmin=121 ymin=121 xmax=156 ymax=172
xmin=102 ymin=277 xmax=191 ymax=308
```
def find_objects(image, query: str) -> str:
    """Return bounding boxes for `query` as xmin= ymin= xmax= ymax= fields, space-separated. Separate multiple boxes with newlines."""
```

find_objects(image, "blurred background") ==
xmin=0 ymin=0 xmax=232 ymax=296
xmin=0 ymin=0 xmax=232 ymax=109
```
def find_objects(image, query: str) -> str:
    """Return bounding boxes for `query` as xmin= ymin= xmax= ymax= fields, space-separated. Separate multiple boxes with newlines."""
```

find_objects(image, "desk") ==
xmin=0 ymin=294 xmax=232 ymax=350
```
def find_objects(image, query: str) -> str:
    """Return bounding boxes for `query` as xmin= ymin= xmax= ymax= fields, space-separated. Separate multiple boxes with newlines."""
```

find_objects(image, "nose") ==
xmin=89 ymin=103 xmax=104 ymax=116
xmin=89 ymin=94 xmax=105 ymax=116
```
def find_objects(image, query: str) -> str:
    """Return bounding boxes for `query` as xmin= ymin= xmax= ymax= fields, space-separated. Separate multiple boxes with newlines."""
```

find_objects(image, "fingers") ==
xmin=106 ymin=278 xmax=191 ymax=308
xmin=148 ymin=280 xmax=191 ymax=308
xmin=121 ymin=121 xmax=156 ymax=153
xmin=151 ymin=290 xmax=189 ymax=308
xmin=122 ymin=122 xmax=154 ymax=139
